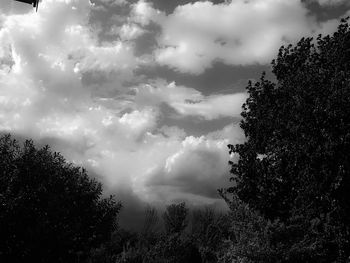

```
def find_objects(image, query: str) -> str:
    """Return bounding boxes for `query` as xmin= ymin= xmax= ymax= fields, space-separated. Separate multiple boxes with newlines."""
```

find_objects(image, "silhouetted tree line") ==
xmin=1 ymin=18 xmax=350 ymax=262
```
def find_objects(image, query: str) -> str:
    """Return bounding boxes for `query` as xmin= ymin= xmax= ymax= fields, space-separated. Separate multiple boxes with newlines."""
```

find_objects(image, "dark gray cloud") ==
xmin=303 ymin=0 xmax=350 ymax=21
xmin=158 ymin=103 xmax=241 ymax=136
xmin=148 ymin=0 xmax=226 ymax=14
xmin=137 ymin=62 xmax=272 ymax=95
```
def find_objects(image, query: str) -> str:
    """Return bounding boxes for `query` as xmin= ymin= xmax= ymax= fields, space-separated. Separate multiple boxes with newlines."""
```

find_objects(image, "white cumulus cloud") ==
xmin=129 ymin=0 xmax=341 ymax=74
xmin=134 ymin=80 xmax=246 ymax=120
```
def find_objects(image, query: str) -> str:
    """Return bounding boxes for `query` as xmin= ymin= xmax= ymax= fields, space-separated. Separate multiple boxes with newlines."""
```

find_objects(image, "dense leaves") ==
xmin=163 ymin=202 xmax=188 ymax=235
xmin=113 ymin=203 xmax=228 ymax=263
xmin=191 ymin=207 xmax=231 ymax=262
xmin=226 ymin=18 xmax=350 ymax=262
xmin=0 ymin=134 xmax=121 ymax=263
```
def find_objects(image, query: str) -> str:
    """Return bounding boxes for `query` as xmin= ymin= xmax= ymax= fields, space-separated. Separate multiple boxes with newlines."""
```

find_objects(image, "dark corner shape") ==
xmin=14 ymin=0 xmax=39 ymax=12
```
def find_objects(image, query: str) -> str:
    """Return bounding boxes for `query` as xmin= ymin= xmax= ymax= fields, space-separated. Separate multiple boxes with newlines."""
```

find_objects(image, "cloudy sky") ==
xmin=0 ymin=0 xmax=349 ymax=226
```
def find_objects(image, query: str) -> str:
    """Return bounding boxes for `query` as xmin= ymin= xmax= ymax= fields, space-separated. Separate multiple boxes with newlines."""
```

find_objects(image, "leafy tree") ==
xmin=114 ymin=203 xmax=201 ymax=263
xmin=141 ymin=205 xmax=160 ymax=244
xmin=146 ymin=233 xmax=201 ymax=263
xmin=191 ymin=207 xmax=231 ymax=262
xmin=143 ymin=206 xmax=159 ymax=234
xmin=113 ymin=207 xmax=160 ymax=263
xmin=163 ymin=202 xmax=188 ymax=235
xmin=0 ymin=134 xmax=122 ymax=263
xmin=225 ymin=18 xmax=350 ymax=262
xmin=217 ymin=193 xmax=275 ymax=263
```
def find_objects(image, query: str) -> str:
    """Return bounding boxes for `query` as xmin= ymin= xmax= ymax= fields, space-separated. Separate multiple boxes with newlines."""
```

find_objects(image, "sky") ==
xmin=0 ymin=0 xmax=349 ymax=228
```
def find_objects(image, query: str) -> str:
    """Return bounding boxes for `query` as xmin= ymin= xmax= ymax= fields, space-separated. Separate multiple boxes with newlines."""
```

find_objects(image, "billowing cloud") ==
xmin=0 ymin=0 xmax=246 ymax=210
xmin=73 ymin=42 xmax=138 ymax=73
xmin=119 ymin=23 xmax=145 ymax=40
xmin=134 ymin=80 xmax=246 ymax=120
xmin=130 ymin=124 xmax=244 ymax=204
xmin=137 ymin=125 xmax=244 ymax=201
xmin=130 ymin=0 xmax=165 ymax=26
xmin=130 ymin=0 xmax=341 ymax=74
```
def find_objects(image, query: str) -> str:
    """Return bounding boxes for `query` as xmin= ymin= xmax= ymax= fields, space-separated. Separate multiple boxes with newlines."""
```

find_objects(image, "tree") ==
xmin=191 ymin=207 xmax=230 ymax=262
xmin=113 ymin=202 xmax=201 ymax=263
xmin=142 ymin=205 xmax=160 ymax=238
xmin=0 ymin=134 xmax=122 ymax=263
xmin=163 ymin=202 xmax=188 ymax=235
xmin=146 ymin=232 xmax=201 ymax=263
xmin=137 ymin=202 xmax=201 ymax=263
xmin=225 ymin=18 xmax=350 ymax=262
xmin=217 ymin=193 xmax=276 ymax=263
xmin=139 ymin=205 xmax=160 ymax=249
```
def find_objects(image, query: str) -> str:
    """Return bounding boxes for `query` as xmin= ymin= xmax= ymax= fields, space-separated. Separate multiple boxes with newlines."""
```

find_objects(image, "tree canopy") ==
xmin=0 ymin=134 xmax=121 ymax=263
xmin=163 ymin=202 xmax=189 ymax=235
xmin=225 ymin=18 xmax=350 ymax=262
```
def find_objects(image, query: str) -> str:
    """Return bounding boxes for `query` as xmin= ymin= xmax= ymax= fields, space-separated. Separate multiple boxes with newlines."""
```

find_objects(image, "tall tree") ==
xmin=225 ymin=18 xmax=350 ymax=262
xmin=163 ymin=202 xmax=188 ymax=235
xmin=0 ymin=134 xmax=122 ymax=263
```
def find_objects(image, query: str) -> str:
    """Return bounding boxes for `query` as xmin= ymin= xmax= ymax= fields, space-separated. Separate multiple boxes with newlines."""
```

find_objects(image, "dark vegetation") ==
xmin=0 ymin=135 xmax=122 ymax=263
xmin=1 ymin=19 xmax=350 ymax=262
xmin=221 ymin=17 xmax=350 ymax=262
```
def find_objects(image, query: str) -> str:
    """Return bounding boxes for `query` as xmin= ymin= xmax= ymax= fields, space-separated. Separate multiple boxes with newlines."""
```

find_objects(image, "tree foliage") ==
xmin=225 ymin=18 xmax=350 ymax=262
xmin=142 ymin=205 xmax=159 ymax=239
xmin=163 ymin=202 xmax=188 ymax=235
xmin=0 ymin=134 xmax=122 ymax=263
xmin=114 ymin=202 xmax=202 ymax=263
xmin=191 ymin=207 xmax=231 ymax=262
